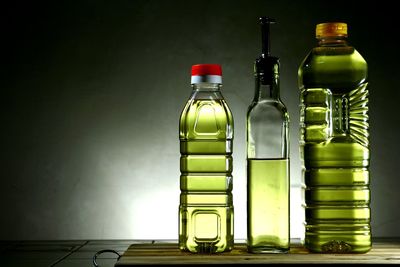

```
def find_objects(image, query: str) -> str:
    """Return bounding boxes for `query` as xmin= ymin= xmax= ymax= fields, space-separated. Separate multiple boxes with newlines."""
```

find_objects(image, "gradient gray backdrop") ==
xmin=2 ymin=0 xmax=399 ymax=240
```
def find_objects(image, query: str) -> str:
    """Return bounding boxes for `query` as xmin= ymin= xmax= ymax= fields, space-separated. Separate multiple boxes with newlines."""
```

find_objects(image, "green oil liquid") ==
xmin=247 ymin=158 xmax=289 ymax=253
xmin=298 ymin=44 xmax=371 ymax=253
xmin=179 ymin=98 xmax=234 ymax=253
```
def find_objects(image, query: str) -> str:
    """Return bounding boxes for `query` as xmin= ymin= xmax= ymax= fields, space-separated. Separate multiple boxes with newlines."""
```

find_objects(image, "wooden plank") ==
xmin=115 ymin=239 xmax=400 ymax=265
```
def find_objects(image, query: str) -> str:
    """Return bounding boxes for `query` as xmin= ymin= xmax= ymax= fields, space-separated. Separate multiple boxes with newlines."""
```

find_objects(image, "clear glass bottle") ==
xmin=246 ymin=17 xmax=290 ymax=253
xmin=298 ymin=22 xmax=371 ymax=253
xmin=179 ymin=64 xmax=234 ymax=253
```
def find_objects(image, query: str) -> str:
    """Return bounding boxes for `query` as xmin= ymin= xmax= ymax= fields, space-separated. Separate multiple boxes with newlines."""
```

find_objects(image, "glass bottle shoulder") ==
xmin=247 ymin=99 xmax=289 ymax=122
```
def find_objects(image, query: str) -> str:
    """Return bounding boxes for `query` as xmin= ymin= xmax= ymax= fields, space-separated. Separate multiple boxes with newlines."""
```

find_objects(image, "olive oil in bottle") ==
xmin=298 ymin=22 xmax=371 ymax=253
xmin=247 ymin=17 xmax=290 ymax=253
xmin=179 ymin=64 xmax=234 ymax=253
xmin=247 ymin=159 xmax=289 ymax=251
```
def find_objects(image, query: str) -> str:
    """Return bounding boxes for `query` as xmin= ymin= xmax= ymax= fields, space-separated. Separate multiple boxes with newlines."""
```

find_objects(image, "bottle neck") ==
xmin=192 ymin=83 xmax=221 ymax=91
xmin=317 ymin=36 xmax=348 ymax=47
xmin=253 ymin=74 xmax=280 ymax=102
xmin=191 ymin=83 xmax=223 ymax=100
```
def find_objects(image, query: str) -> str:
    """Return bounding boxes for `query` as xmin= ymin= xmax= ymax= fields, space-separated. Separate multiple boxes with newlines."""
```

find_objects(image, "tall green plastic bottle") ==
xmin=179 ymin=64 xmax=234 ymax=253
xmin=298 ymin=22 xmax=371 ymax=253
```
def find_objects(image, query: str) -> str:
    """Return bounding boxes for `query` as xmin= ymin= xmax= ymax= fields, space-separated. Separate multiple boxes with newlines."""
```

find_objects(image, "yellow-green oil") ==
xmin=179 ymin=98 xmax=234 ymax=253
xmin=247 ymin=158 xmax=289 ymax=253
xmin=298 ymin=44 xmax=371 ymax=253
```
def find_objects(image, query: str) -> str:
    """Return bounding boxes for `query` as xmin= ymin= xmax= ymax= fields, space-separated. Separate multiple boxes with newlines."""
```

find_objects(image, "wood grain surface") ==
xmin=115 ymin=239 xmax=400 ymax=265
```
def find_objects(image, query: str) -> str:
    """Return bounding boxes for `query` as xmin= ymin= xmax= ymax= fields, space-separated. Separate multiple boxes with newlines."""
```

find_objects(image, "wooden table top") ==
xmin=1 ymin=239 xmax=399 ymax=266
xmin=115 ymin=239 xmax=400 ymax=265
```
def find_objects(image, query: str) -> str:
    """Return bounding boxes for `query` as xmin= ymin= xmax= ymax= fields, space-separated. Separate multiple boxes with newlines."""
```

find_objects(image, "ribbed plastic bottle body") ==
xmin=246 ymin=58 xmax=290 ymax=253
xmin=298 ymin=38 xmax=371 ymax=253
xmin=179 ymin=83 xmax=234 ymax=253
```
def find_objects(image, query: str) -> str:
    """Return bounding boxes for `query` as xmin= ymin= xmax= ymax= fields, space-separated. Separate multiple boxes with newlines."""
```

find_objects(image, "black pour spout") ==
xmin=260 ymin=17 xmax=276 ymax=56
xmin=255 ymin=17 xmax=279 ymax=85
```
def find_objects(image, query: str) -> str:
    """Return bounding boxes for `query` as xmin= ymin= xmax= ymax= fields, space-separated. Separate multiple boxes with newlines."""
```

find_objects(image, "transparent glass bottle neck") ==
xmin=253 ymin=74 xmax=280 ymax=102
xmin=317 ymin=36 xmax=348 ymax=47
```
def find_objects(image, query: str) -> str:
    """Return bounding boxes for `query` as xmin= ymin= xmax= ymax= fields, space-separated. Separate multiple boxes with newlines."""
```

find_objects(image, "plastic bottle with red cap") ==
xmin=179 ymin=64 xmax=234 ymax=253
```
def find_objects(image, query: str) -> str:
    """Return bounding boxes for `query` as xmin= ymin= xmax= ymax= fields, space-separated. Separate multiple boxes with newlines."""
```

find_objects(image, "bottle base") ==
xmin=247 ymin=246 xmax=289 ymax=254
xmin=305 ymin=236 xmax=371 ymax=253
xmin=179 ymin=241 xmax=233 ymax=254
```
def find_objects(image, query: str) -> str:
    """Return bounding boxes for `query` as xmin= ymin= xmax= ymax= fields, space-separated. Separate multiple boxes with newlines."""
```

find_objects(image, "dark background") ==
xmin=2 ymin=0 xmax=399 ymax=240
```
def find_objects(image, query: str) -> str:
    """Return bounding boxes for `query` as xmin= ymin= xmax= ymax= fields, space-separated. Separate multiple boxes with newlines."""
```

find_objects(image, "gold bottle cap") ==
xmin=316 ymin=22 xmax=347 ymax=38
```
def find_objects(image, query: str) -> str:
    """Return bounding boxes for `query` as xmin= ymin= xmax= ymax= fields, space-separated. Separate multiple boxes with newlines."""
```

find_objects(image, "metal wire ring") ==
xmin=93 ymin=249 xmax=121 ymax=267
